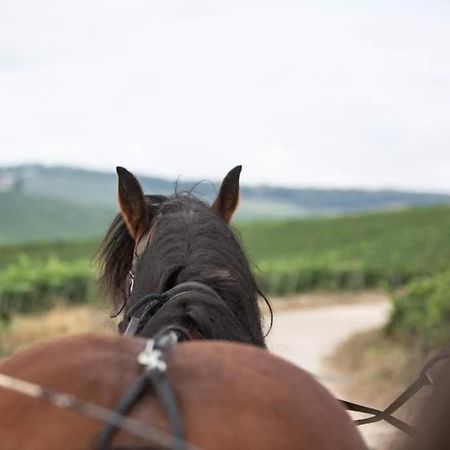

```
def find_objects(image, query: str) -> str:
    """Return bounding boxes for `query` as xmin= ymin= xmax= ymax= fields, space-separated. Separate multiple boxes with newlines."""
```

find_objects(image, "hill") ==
xmin=2 ymin=164 xmax=450 ymax=243
xmin=2 ymin=164 xmax=450 ymax=220
xmin=0 ymin=191 xmax=114 ymax=244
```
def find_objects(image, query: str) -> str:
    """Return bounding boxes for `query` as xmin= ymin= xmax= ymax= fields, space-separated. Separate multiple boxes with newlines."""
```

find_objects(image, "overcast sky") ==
xmin=1 ymin=0 xmax=450 ymax=191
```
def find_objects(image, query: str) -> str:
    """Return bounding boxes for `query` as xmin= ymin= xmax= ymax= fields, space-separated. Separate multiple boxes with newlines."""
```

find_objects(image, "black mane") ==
xmin=98 ymin=192 xmax=271 ymax=347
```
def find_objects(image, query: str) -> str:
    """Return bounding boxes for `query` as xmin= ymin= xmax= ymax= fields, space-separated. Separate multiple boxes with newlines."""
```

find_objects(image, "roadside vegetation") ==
xmin=386 ymin=271 xmax=450 ymax=352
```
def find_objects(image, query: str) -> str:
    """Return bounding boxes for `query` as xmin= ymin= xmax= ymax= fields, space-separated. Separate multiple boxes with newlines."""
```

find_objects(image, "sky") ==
xmin=1 ymin=0 xmax=450 ymax=191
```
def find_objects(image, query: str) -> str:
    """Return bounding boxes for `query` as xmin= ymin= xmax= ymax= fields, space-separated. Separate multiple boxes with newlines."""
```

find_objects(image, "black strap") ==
xmin=96 ymin=373 xmax=153 ymax=450
xmin=341 ymin=351 xmax=450 ymax=437
xmin=95 ymin=329 xmax=190 ymax=450
xmin=124 ymin=282 xmax=223 ymax=337
xmin=147 ymin=367 xmax=185 ymax=450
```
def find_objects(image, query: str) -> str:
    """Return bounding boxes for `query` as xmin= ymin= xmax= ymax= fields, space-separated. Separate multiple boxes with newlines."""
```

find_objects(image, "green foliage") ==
xmin=386 ymin=272 xmax=450 ymax=350
xmin=2 ymin=205 xmax=450 ymax=329
xmin=0 ymin=240 xmax=99 ymax=268
xmin=238 ymin=206 xmax=450 ymax=294
xmin=0 ymin=256 xmax=96 ymax=320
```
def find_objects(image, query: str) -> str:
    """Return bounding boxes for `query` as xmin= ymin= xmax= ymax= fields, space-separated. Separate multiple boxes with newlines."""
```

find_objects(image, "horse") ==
xmin=0 ymin=166 xmax=365 ymax=449
xmin=97 ymin=166 xmax=271 ymax=346
xmin=0 ymin=333 xmax=366 ymax=450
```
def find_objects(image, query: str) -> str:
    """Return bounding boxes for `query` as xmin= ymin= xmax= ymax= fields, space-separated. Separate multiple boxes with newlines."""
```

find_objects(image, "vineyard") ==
xmin=1 ymin=205 xmax=450 ymax=346
xmin=239 ymin=205 xmax=450 ymax=294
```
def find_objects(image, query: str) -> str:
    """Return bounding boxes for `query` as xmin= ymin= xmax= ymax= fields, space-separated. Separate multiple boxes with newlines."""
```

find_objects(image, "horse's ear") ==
xmin=116 ymin=167 xmax=149 ymax=240
xmin=212 ymin=165 xmax=242 ymax=223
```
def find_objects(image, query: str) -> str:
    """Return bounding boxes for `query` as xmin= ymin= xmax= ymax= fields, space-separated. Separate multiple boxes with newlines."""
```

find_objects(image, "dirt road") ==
xmin=268 ymin=298 xmax=394 ymax=449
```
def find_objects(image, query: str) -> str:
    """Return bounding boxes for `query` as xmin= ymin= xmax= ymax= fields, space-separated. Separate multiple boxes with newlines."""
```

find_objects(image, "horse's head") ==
xmin=98 ymin=166 xmax=270 ymax=347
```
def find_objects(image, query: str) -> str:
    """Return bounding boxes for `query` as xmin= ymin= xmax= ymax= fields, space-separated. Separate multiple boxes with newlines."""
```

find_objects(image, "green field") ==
xmin=0 ymin=191 xmax=114 ymax=244
xmin=0 ymin=240 xmax=99 ymax=267
xmin=239 ymin=206 xmax=450 ymax=293
xmin=1 ymin=205 xmax=450 ymax=343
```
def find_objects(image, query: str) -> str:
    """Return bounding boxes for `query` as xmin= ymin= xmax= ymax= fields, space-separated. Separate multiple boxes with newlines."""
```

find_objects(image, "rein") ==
xmin=340 ymin=351 xmax=450 ymax=437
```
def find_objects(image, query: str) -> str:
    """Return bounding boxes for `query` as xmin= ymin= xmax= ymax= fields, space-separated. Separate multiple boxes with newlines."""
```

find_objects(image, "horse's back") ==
xmin=0 ymin=334 xmax=365 ymax=450
xmin=169 ymin=340 xmax=365 ymax=450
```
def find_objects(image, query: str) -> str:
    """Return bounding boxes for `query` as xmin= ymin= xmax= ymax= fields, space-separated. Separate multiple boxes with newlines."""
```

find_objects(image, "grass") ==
xmin=0 ymin=304 xmax=115 ymax=357
xmin=0 ymin=191 xmax=114 ymax=245
xmin=328 ymin=328 xmax=428 ymax=416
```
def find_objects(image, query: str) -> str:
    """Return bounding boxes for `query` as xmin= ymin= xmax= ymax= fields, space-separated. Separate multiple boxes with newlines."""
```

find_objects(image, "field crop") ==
xmin=0 ymin=256 xmax=96 ymax=320
xmin=239 ymin=206 xmax=450 ymax=294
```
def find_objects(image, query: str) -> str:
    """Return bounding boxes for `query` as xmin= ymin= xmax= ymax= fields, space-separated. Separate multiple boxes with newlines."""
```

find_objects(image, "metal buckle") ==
xmin=138 ymin=340 xmax=167 ymax=372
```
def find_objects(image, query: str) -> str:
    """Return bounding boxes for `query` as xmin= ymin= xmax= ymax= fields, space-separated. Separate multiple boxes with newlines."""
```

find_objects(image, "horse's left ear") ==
xmin=116 ymin=166 xmax=149 ymax=240
xmin=212 ymin=165 xmax=242 ymax=223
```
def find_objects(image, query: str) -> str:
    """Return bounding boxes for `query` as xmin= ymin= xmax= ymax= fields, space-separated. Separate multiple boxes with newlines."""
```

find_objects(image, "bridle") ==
xmin=123 ymin=281 xmax=224 ymax=337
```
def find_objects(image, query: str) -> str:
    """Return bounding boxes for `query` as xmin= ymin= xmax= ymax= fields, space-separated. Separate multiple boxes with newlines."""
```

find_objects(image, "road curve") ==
xmin=268 ymin=300 xmax=394 ymax=450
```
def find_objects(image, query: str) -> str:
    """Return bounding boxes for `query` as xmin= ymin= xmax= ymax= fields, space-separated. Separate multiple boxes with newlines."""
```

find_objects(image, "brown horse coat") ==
xmin=0 ymin=334 xmax=365 ymax=450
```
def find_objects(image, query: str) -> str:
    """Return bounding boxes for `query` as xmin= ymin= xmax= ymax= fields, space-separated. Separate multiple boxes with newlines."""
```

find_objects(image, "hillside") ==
xmin=2 ymin=164 xmax=450 ymax=244
xmin=3 ymin=165 xmax=450 ymax=220
xmin=0 ymin=191 xmax=114 ymax=244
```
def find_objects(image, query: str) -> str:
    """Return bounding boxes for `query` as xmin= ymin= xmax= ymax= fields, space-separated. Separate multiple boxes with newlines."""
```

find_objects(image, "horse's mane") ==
xmin=97 ymin=192 xmax=272 ymax=345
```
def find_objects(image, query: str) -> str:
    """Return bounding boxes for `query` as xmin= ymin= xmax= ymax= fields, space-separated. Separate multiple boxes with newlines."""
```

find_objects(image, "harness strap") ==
xmin=341 ymin=351 xmax=450 ymax=436
xmin=96 ymin=373 xmax=154 ymax=450
xmin=340 ymin=399 xmax=416 ymax=436
xmin=96 ymin=328 xmax=190 ymax=450
xmin=0 ymin=373 xmax=176 ymax=449
xmin=148 ymin=365 xmax=185 ymax=450
xmin=340 ymin=377 xmax=425 ymax=436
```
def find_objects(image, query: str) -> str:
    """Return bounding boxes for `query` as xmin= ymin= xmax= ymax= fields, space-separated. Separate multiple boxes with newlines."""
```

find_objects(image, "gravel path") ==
xmin=268 ymin=299 xmax=394 ymax=449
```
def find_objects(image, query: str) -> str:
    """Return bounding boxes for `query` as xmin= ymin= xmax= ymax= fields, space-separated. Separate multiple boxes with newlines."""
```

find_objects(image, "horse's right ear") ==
xmin=116 ymin=167 xmax=149 ymax=240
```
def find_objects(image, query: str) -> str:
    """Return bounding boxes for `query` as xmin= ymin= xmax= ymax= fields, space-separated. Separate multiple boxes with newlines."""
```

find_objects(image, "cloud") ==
xmin=1 ymin=0 xmax=450 ymax=191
